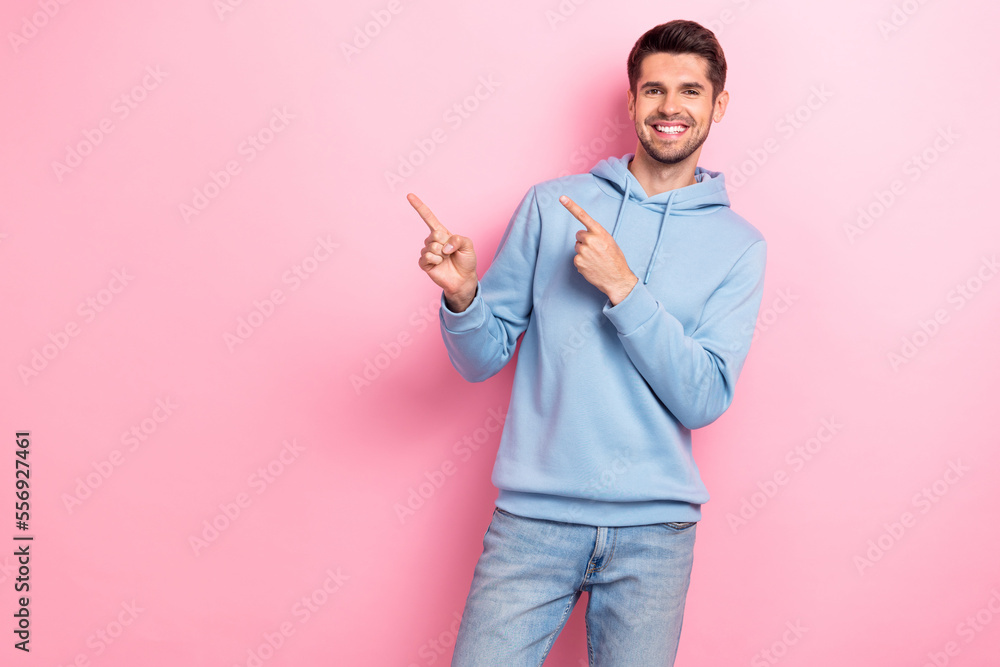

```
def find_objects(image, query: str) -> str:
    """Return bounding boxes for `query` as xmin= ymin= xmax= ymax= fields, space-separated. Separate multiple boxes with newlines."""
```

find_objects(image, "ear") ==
xmin=626 ymin=88 xmax=635 ymax=122
xmin=712 ymin=89 xmax=730 ymax=123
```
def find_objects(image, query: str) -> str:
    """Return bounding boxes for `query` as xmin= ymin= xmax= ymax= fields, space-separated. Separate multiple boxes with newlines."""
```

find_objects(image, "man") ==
xmin=410 ymin=19 xmax=766 ymax=666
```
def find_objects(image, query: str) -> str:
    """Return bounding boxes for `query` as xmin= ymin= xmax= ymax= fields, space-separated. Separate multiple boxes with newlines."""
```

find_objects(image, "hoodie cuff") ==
xmin=439 ymin=284 xmax=485 ymax=333
xmin=602 ymin=281 xmax=660 ymax=335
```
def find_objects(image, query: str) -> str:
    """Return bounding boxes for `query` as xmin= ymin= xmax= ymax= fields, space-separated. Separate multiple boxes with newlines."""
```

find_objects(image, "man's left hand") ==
xmin=560 ymin=195 xmax=638 ymax=306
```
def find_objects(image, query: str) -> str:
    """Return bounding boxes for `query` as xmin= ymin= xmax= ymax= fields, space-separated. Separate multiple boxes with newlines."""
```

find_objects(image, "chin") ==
xmin=642 ymin=140 xmax=695 ymax=165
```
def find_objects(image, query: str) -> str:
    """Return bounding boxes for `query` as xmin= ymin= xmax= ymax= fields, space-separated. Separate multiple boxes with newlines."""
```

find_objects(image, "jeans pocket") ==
xmin=662 ymin=521 xmax=697 ymax=531
xmin=482 ymin=507 xmax=499 ymax=542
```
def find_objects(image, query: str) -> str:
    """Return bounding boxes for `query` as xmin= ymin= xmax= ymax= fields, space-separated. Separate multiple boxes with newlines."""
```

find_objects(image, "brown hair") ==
xmin=627 ymin=20 xmax=727 ymax=102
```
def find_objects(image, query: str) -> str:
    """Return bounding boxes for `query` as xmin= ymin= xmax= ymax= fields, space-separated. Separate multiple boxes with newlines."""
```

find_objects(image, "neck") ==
xmin=627 ymin=145 xmax=700 ymax=197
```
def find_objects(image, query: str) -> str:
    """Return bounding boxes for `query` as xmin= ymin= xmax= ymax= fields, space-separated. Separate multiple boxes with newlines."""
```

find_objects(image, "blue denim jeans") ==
xmin=451 ymin=506 xmax=697 ymax=666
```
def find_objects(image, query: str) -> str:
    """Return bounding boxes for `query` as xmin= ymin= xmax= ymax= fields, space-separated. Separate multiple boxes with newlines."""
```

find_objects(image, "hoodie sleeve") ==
xmin=437 ymin=186 xmax=541 ymax=382
xmin=601 ymin=240 xmax=767 ymax=430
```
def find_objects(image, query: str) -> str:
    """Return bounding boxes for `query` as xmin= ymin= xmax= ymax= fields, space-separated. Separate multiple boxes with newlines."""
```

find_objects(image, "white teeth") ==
xmin=654 ymin=125 xmax=686 ymax=134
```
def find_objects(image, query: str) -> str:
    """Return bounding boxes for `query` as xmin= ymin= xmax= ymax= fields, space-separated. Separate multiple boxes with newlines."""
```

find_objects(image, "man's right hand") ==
xmin=408 ymin=193 xmax=478 ymax=313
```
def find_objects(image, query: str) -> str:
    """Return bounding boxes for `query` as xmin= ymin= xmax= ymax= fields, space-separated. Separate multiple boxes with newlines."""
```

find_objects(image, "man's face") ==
xmin=627 ymin=52 xmax=727 ymax=166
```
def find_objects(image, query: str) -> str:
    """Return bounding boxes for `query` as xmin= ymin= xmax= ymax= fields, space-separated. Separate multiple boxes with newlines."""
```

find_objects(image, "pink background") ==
xmin=2 ymin=0 xmax=998 ymax=665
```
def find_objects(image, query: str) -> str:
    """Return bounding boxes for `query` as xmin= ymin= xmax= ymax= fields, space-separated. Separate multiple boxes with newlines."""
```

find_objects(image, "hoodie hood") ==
xmin=590 ymin=154 xmax=730 ymax=284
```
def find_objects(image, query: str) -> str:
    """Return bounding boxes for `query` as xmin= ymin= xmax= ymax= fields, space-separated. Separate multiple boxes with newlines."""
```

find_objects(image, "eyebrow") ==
xmin=640 ymin=81 xmax=706 ymax=91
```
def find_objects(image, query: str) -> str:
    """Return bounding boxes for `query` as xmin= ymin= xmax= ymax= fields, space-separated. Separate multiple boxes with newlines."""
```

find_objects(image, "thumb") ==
xmin=443 ymin=234 xmax=473 ymax=255
xmin=443 ymin=234 xmax=476 ymax=274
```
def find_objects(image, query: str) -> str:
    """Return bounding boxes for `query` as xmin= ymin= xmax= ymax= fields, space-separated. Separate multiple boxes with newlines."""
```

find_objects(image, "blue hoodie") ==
xmin=438 ymin=154 xmax=767 ymax=526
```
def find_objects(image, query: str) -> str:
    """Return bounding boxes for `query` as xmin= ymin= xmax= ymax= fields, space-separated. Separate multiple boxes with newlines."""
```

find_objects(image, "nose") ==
xmin=657 ymin=90 xmax=683 ymax=118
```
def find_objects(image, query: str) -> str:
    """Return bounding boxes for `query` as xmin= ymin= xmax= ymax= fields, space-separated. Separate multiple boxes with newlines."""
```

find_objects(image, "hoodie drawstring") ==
xmin=609 ymin=175 xmax=675 ymax=284
xmin=643 ymin=193 xmax=672 ymax=284
xmin=610 ymin=179 xmax=629 ymax=240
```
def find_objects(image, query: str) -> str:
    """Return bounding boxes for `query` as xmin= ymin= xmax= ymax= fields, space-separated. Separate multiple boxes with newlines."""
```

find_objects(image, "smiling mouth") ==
xmin=651 ymin=122 xmax=689 ymax=137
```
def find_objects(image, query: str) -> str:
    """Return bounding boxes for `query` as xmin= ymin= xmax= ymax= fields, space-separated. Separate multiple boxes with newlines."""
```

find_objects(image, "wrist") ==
xmin=607 ymin=274 xmax=638 ymax=306
xmin=444 ymin=281 xmax=478 ymax=313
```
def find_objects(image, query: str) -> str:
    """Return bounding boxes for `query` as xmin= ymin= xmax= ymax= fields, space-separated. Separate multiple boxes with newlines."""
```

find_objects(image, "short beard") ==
xmin=636 ymin=120 xmax=710 ymax=165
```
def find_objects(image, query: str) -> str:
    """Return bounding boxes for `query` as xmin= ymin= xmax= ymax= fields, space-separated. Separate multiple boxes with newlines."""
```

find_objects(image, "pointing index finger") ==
xmin=407 ymin=193 xmax=449 ymax=234
xmin=559 ymin=195 xmax=604 ymax=233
